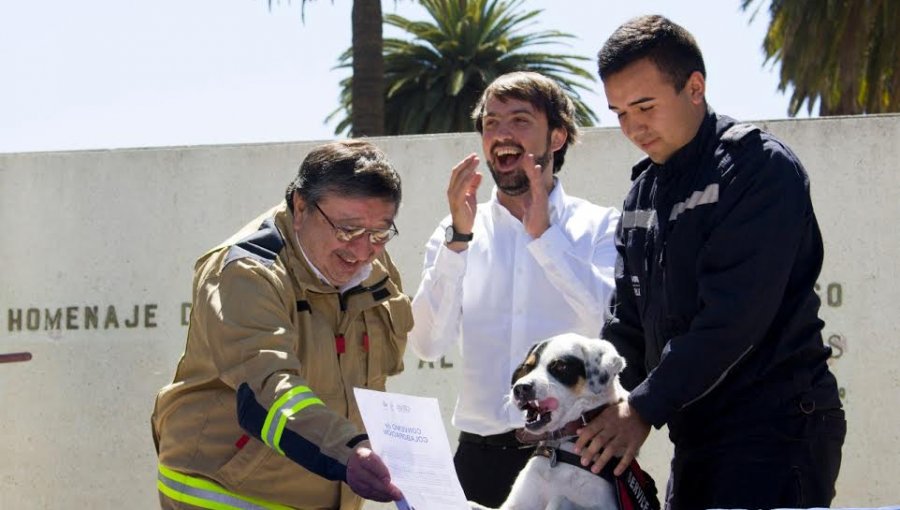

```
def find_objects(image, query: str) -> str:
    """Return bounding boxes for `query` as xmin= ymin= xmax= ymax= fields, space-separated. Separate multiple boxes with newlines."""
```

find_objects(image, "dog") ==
xmin=469 ymin=333 xmax=646 ymax=510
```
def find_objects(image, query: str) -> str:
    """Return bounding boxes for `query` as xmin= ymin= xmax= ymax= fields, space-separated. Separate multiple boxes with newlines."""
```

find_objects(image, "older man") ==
xmin=152 ymin=140 xmax=413 ymax=510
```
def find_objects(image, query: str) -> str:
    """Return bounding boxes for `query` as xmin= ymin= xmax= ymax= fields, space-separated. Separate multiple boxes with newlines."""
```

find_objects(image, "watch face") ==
xmin=445 ymin=225 xmax=455 ymax=243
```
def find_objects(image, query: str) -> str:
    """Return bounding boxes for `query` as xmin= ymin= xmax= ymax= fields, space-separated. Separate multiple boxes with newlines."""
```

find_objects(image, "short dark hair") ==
xmin=598 ymin=15 xmax=706 ymax=91
xmin=285 ymin=140 xmax=402 ymax=212
xmin=471 ymin=71 xmax=578 ymax=174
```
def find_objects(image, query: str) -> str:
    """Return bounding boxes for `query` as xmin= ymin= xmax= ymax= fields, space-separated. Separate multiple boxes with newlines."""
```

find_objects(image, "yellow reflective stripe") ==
xmin=158 ymin=464 xmax=293 ymax=510
xmin=158 ymin=480 xmax=238 ymax=510
xmin=272 ymin=397 xmax=325 ymax=454
xmin=262 ymin=386 xmax=310 ymax=447
xmin=262 ymin=385 xmax=324 ymax=454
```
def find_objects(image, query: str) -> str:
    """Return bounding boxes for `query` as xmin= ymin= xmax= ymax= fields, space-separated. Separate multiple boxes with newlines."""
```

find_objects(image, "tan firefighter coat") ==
xmin=152 ymin=202 xmax=413 ymax=510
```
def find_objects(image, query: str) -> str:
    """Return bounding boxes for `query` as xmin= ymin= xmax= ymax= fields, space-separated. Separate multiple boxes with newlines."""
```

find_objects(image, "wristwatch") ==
xmin=445 ymin=224 xmax=473 ymax=244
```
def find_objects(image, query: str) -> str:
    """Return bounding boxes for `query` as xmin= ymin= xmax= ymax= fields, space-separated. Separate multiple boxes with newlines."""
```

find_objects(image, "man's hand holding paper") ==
xmin=346 ymin=443 xmax=405 ymax=502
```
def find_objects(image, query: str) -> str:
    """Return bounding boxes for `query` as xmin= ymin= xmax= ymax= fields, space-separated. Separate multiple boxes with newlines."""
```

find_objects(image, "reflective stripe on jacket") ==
xmin=152 ymin=202 xmax=413 ymax=509
xmin=158 ymin=464 xmax=294 ymax=510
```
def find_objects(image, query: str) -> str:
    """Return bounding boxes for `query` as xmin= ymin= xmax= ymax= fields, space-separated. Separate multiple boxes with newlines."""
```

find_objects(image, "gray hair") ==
xmin=285 ymin=140 xmax=402 ymax=211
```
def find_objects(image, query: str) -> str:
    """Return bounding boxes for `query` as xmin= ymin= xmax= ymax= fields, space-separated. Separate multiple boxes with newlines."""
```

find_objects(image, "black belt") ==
xmin=458 ymin=430 xmax=527 ymax=448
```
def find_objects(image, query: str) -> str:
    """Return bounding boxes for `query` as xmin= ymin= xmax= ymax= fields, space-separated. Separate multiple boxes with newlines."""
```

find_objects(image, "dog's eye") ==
xmin=547 ymin=356 xmax=586 ymax=386
xmin=549 ymin=361 xmax=568 ymax=372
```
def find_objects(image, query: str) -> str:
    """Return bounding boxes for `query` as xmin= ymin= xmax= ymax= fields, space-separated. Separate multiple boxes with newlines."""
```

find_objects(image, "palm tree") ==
xmin=328 ymin=0 xmax=598 ymax=135
xmin=269 ymin=0 xmax=386 ymax=136
xmin=742 ymin=0 xmax=899 ymax=116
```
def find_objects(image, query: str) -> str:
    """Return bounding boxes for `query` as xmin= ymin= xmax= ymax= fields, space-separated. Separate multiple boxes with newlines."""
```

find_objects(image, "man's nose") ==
xmin=620 ymin=116 xmax=634 ymax=136
xmin=621 ymin=116 xmax=643 ymax=139
xmin=347 ymin=234 xmax=376 ymax=258
xmin=494 ymin=121 xmax=515 ymax=139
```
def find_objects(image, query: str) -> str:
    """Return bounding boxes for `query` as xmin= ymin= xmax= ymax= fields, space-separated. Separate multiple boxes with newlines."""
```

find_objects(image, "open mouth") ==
xmin=493 ymin=145 xmax=524 ymax=169
xmin=518 ymin=398 xmax=558 ymax=431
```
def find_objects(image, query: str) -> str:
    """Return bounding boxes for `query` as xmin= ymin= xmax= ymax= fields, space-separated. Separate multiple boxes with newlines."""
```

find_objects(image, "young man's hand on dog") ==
xmin=574 ymin=401 xmax=651 ymax=477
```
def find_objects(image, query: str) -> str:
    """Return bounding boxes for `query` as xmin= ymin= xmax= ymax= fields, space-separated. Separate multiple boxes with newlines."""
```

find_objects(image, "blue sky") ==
xmin=0 ymin=0 xmax=809 ymax=153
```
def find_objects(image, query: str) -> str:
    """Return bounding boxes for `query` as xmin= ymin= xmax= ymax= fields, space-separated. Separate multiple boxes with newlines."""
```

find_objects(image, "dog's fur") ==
xmin=469 ymin=333 xmax=628 ymax=510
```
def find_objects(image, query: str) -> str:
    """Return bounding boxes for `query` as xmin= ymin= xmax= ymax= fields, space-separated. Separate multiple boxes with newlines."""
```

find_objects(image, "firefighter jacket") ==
xmin=152 ymin=202 xmax=413 ymax=510
xmin=603 ymin=110 xmax=842 ymax=446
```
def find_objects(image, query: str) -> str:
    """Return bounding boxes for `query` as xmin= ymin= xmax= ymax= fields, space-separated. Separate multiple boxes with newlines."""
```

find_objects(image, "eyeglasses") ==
xmin=314 ymin=203 xmax=399 ymax=244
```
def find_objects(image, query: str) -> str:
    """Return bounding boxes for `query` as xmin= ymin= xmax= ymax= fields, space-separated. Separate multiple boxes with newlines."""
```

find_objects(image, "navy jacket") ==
xmin=603 ymin=110 xmax=841 ymax=444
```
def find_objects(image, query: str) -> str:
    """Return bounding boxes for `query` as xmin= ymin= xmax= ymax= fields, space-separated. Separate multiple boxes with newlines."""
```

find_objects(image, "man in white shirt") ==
xmin=408 ymin=71 xmax=620 ymax=507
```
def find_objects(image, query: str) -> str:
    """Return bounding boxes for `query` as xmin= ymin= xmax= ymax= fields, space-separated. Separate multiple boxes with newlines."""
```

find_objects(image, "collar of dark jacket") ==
xmin=630 ymin=106 xmax=719 ymax=183
xmin=654 ymin=107 xmax=718 ymax=182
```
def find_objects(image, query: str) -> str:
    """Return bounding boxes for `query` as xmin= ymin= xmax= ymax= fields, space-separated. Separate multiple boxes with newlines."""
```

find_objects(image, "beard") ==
xmin=486 ymin=135 xmax=554 ymax=197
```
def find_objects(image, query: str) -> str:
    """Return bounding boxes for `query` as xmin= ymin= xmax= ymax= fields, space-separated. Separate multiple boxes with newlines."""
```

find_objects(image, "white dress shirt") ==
xmin=409 ymin=181 xmax=620 ymax=435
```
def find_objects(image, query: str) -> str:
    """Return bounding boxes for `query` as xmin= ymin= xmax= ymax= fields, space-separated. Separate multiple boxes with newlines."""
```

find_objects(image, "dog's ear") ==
xmin=512 ymin=340 xmax=547 ymax=385
xmin=585 ymin=354 xmax=610 ymax=394
xmin=609 ymin=351 xmax=626 ymax=377
xmin=585 ymin=342 xmax=627 ymax=394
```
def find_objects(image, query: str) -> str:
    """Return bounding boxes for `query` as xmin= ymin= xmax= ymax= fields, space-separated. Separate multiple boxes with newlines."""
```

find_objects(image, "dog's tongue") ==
xmin=538 ymin=398 xmax=559 ymax=412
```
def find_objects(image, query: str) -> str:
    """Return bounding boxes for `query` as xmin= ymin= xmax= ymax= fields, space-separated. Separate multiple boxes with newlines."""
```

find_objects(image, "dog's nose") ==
xmin=513 ymin=382 xmax=535 ymax=402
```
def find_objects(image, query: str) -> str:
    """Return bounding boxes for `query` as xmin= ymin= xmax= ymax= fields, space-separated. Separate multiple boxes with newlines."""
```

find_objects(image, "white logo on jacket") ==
xmin=470 ymin=333 xmax=629 ymax=510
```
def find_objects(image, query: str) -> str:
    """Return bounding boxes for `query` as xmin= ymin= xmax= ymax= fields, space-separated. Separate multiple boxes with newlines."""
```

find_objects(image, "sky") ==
xmin=0 ymin=0 xmax=811 ymax=154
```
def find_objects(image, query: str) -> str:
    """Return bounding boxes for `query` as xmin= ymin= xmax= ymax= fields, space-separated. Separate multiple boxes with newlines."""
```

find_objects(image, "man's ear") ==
xmin=685 ymin=70 xmax=706 ymax=105
xmin=292 ymin=192 xmax=307 ymax=230
xmin=550 ymin=127 xmax=567 ymax=153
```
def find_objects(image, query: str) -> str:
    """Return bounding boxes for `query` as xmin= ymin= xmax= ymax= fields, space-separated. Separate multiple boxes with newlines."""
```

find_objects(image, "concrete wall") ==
xmin=1 ymin=114 xmax=897 ymax=508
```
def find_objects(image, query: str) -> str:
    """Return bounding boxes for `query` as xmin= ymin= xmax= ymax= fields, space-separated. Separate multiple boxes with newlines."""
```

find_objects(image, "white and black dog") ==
xmin=470 ymin=333 xmax=653 ymax=510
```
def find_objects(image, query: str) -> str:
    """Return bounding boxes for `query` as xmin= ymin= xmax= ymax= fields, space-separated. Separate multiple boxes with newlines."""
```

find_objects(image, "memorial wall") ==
xmin=1 ymin=114 xmax=898 ymax=508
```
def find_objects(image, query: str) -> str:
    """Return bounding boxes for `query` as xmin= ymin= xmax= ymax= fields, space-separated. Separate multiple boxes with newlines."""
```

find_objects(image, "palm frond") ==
xmin=742 ymin=0 xmax=899 ymax=115
xmin=331 ymin=0 xmax=597 ymax=135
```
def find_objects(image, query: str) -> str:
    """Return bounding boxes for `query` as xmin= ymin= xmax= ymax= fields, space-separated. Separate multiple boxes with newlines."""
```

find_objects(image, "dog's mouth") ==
xmin=519 ymin=398 xmax=558 ymax=430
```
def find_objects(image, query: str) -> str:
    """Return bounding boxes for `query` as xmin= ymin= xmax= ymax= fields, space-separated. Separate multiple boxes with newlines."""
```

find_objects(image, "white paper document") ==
xmin=354 ymin=388 xmax=470 ymax=510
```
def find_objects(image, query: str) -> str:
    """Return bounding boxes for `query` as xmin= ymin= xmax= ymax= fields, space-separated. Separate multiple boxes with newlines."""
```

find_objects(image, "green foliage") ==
xmin=328 ymin=0 xmax=598 ymax=135
xmin=743 ymin=0 xmax=899 ymax=115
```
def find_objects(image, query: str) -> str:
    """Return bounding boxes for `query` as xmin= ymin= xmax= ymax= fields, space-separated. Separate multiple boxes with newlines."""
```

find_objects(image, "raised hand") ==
xmin=521 ymin=152 xmax=551 ymax=239
xmin=446 ymin=153 xmax=482 ymax=251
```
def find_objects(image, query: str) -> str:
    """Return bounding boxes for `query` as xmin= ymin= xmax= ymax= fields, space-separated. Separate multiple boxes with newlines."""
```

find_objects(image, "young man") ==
xmin=575 ymin=15 xmax=846 ymax=510
xmin=152 ymin=140 xmax=413 ymax=510
xmin=408 ymin=71 xmax=620 ymax=507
